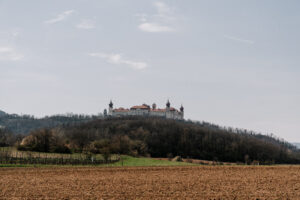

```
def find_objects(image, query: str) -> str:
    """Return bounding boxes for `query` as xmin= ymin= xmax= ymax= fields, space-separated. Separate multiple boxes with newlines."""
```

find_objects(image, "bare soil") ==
xmin=1 ymin=166 xmax=300 ymax=199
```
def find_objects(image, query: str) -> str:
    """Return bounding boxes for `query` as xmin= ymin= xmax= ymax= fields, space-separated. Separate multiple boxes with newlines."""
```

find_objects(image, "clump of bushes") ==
xmin=88 ymin=136 xmax=148 ymax=156
xmin=172 ymin=156 xmax=183 ymax=162
xmin=18 ymin=128 xmax=148 ymax=156
xmin=18 ymin=129 xmax=71 ymax=153
xmin=0 ymin=128 xmax=21 ymax=147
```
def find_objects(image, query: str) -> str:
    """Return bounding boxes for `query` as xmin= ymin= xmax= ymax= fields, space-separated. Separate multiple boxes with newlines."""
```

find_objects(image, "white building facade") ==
xmin=107 ymin=100 xmax=184 ymax=120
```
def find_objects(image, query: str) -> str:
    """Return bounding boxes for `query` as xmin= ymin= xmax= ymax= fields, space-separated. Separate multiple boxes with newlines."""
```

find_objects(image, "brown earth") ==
xmin=1 ymin=166 xmax=300 ymax=199
xmin=156 ymin=157 xmax=236 ymax=165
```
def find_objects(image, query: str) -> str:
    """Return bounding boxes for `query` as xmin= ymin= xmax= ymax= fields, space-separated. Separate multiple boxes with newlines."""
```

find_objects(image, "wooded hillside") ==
xmin=18 ymin=117 xmax=300 ymax=164
xmin=0 ymin=110 xmax=101 ymax=134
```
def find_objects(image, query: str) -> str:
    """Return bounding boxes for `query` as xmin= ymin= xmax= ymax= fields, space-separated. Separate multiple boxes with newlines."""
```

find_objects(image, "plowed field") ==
xmin=1 ymin=166 xmax=300 ymax=199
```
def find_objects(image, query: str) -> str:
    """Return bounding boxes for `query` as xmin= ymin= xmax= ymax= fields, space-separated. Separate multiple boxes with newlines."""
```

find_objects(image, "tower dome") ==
xmin=109 ymin=100 xmax=113 ymax=108
xmin=180 ymin=104 xmax=184 ymax=112
xmin=166 ymin=100 xmax=170 ymax=108
xmin=152 ymin=103 xmax=157 ymax=110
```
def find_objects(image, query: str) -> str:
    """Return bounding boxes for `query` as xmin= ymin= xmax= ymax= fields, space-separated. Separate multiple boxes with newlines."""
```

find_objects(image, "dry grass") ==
xmin=0 ymin=147 xmax=105 ymax=160
xmin=1 ymin=165 xmax=300 ymax=199
xmin=156 ymin=157 xmax=236 ymax=165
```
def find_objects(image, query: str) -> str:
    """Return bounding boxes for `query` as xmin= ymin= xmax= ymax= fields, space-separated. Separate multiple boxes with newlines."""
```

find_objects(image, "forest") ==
xmin=7 ymin=116 xmax=300 ymax=164
xmin=0 ymin=110 xmax=101 ymax=134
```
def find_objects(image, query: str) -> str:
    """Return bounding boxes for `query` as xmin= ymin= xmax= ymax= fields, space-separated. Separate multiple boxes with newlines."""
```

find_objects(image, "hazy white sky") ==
xmin=0 ymin=0 xmax=299 ymax=142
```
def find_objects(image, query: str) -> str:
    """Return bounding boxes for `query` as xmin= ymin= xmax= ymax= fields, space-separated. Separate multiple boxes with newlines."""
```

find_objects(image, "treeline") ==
xmin=0 ymin=128 xmax=22 ymax=147
xmin=0 ymin=110 xmax=101 ymax=134
xmin=188 ymin=120 xmax=297 ymax=151
xmin=18 ymin=117 xmax=300 ymax=164
xmin=0 ymin=147 xmax=119 ymax=165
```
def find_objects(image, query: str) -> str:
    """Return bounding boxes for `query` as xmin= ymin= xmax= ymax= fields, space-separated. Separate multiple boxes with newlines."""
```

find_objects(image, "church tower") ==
xmin=165 ymin=100 xmax=171 ymax=118
xmin=166 ymin=100 xmax=170 ymax=112
xmin=152 ymin=103 xmax=157 ymax=110
xmin=108 ymin=100 xmax=113 ymax=115
xmin=180 ymin=104 xmax=184 ymax=119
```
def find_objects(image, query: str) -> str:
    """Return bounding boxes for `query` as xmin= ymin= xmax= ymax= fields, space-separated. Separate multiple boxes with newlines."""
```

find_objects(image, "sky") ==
xmin=0 ymin=0 xmax=299 ymax=142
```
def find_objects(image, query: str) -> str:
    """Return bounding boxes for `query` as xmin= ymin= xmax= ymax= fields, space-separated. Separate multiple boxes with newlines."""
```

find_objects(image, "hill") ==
xmin=19 ymin=117 xmax=300 ymax=164
xmin=0 ymin=112 xmax=101 ymax=134
xmin=0 ymin=110 xmax=6 ymax=117
xmin=293 ymin=143 xmax=300 ymax=149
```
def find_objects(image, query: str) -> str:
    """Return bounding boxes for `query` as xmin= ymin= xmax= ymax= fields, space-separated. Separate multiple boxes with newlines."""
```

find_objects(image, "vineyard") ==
xmin=0 ymin=148 xmax=119 ymax=165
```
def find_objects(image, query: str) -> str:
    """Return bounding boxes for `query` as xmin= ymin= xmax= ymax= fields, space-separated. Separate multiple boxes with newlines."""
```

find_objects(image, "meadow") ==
xmin=0 ymin=147 xmax=119 ymax=165
xmin=0 ymin=147 xmax=194 ymax=167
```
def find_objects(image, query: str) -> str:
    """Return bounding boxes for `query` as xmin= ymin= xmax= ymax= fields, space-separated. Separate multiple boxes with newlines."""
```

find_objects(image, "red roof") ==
xmin=113 ymin=104 xmax=180 ymax=112
xmin=113 ymin=107 xmax=129 ymax=112
xmin=130 ymin=104 xmax=150 ymax=110
xmin=169 ymin=107 xmax=177 ymax=111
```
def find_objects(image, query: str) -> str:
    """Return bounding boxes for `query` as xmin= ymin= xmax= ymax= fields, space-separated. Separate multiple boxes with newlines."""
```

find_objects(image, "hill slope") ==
xmin=0 ymin=110 xmax=6 ymax=117
xmin=293 ymin=143 xmax=300 ymax=149
xmin=20 ymin=117 xmax=300 ymax=164
xmin=0 ymin=112 xmax=101 ymax=134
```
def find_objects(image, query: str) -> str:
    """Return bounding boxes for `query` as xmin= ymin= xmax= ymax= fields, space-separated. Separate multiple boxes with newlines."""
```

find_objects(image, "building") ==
xmin=107 ymin=100 xmax=184 ymax=120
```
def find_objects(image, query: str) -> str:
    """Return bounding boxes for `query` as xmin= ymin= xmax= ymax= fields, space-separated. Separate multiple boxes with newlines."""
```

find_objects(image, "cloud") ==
xmin=0 ymin=47 xmax=24 ymax=61
xmin=0 ymin=29 xmax=21 ymax=43
xmin=154 ymin=2 xmax=171 ymax=14
xmin=76 ymin=19 xmax=95 ymax=29
xmin=11 ymin=31 xmax=19 ymax=37
xmin=137 ymin=2 xmax=176 ymax=33
xmin=135 ymin=14 xmax=148 ymax=22
xmin=224 ymin=35 xmax=254 ymax=45
xmin=44 ymin=10 xmax=75 ymax=24
xmin=153 ymin=2 xmax=175 ymax=21
xmin=89 ymin=53 xmax=148 ymax=70
xmin=139 ymin=23 xmax=174 ymax=32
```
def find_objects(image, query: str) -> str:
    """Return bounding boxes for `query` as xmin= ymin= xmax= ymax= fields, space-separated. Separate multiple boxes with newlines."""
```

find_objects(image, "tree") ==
xmin=103 ymin=109 xmax=107 ymax=117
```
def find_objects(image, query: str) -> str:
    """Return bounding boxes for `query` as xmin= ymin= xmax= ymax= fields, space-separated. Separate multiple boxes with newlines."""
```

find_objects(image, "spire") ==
xmin=180 ymin=104 xmax=184 ymax=112
xmin=166 ymin=99 xmax=170 ymax=108
xmin=109 ymin=100 xmax=113 ymax=108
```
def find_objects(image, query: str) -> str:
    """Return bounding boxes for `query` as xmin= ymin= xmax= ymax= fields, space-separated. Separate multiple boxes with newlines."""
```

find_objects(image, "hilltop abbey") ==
xmin=106 ymin=100 xmax=184 ymax=120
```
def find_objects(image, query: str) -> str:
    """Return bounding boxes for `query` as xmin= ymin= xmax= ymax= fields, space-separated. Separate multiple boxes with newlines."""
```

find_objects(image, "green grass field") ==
xmin=106 ymin=155 xmax=195 ymax=167
xmin=0 ymin=147 xmax=195 ymax=167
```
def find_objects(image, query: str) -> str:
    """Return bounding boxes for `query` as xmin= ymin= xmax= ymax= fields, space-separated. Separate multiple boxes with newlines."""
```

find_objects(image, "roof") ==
xmin=113 ymin=107 xmax=130 ymax=112
xmin=112 ymin=104 xmax=181 ymax=113
xmin=151 ymin=109 xmax=166 ymax=112
xmin=169 ymin=107 xmax=177 ymax=112
xmin=130 ymin=104 xmax=150 ymax=110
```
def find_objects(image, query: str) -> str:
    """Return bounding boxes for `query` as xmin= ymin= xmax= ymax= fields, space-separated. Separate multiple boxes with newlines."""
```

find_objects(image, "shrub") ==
xmin=101 ymin=147 xmax=111 ymax=162
xmin=172 ymin=156 xmax=182 ymax=162
xmin=167 ymin=153 xmax=173 ymax=161
xmin=19 ymin=129 xmax=71 ymax=153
